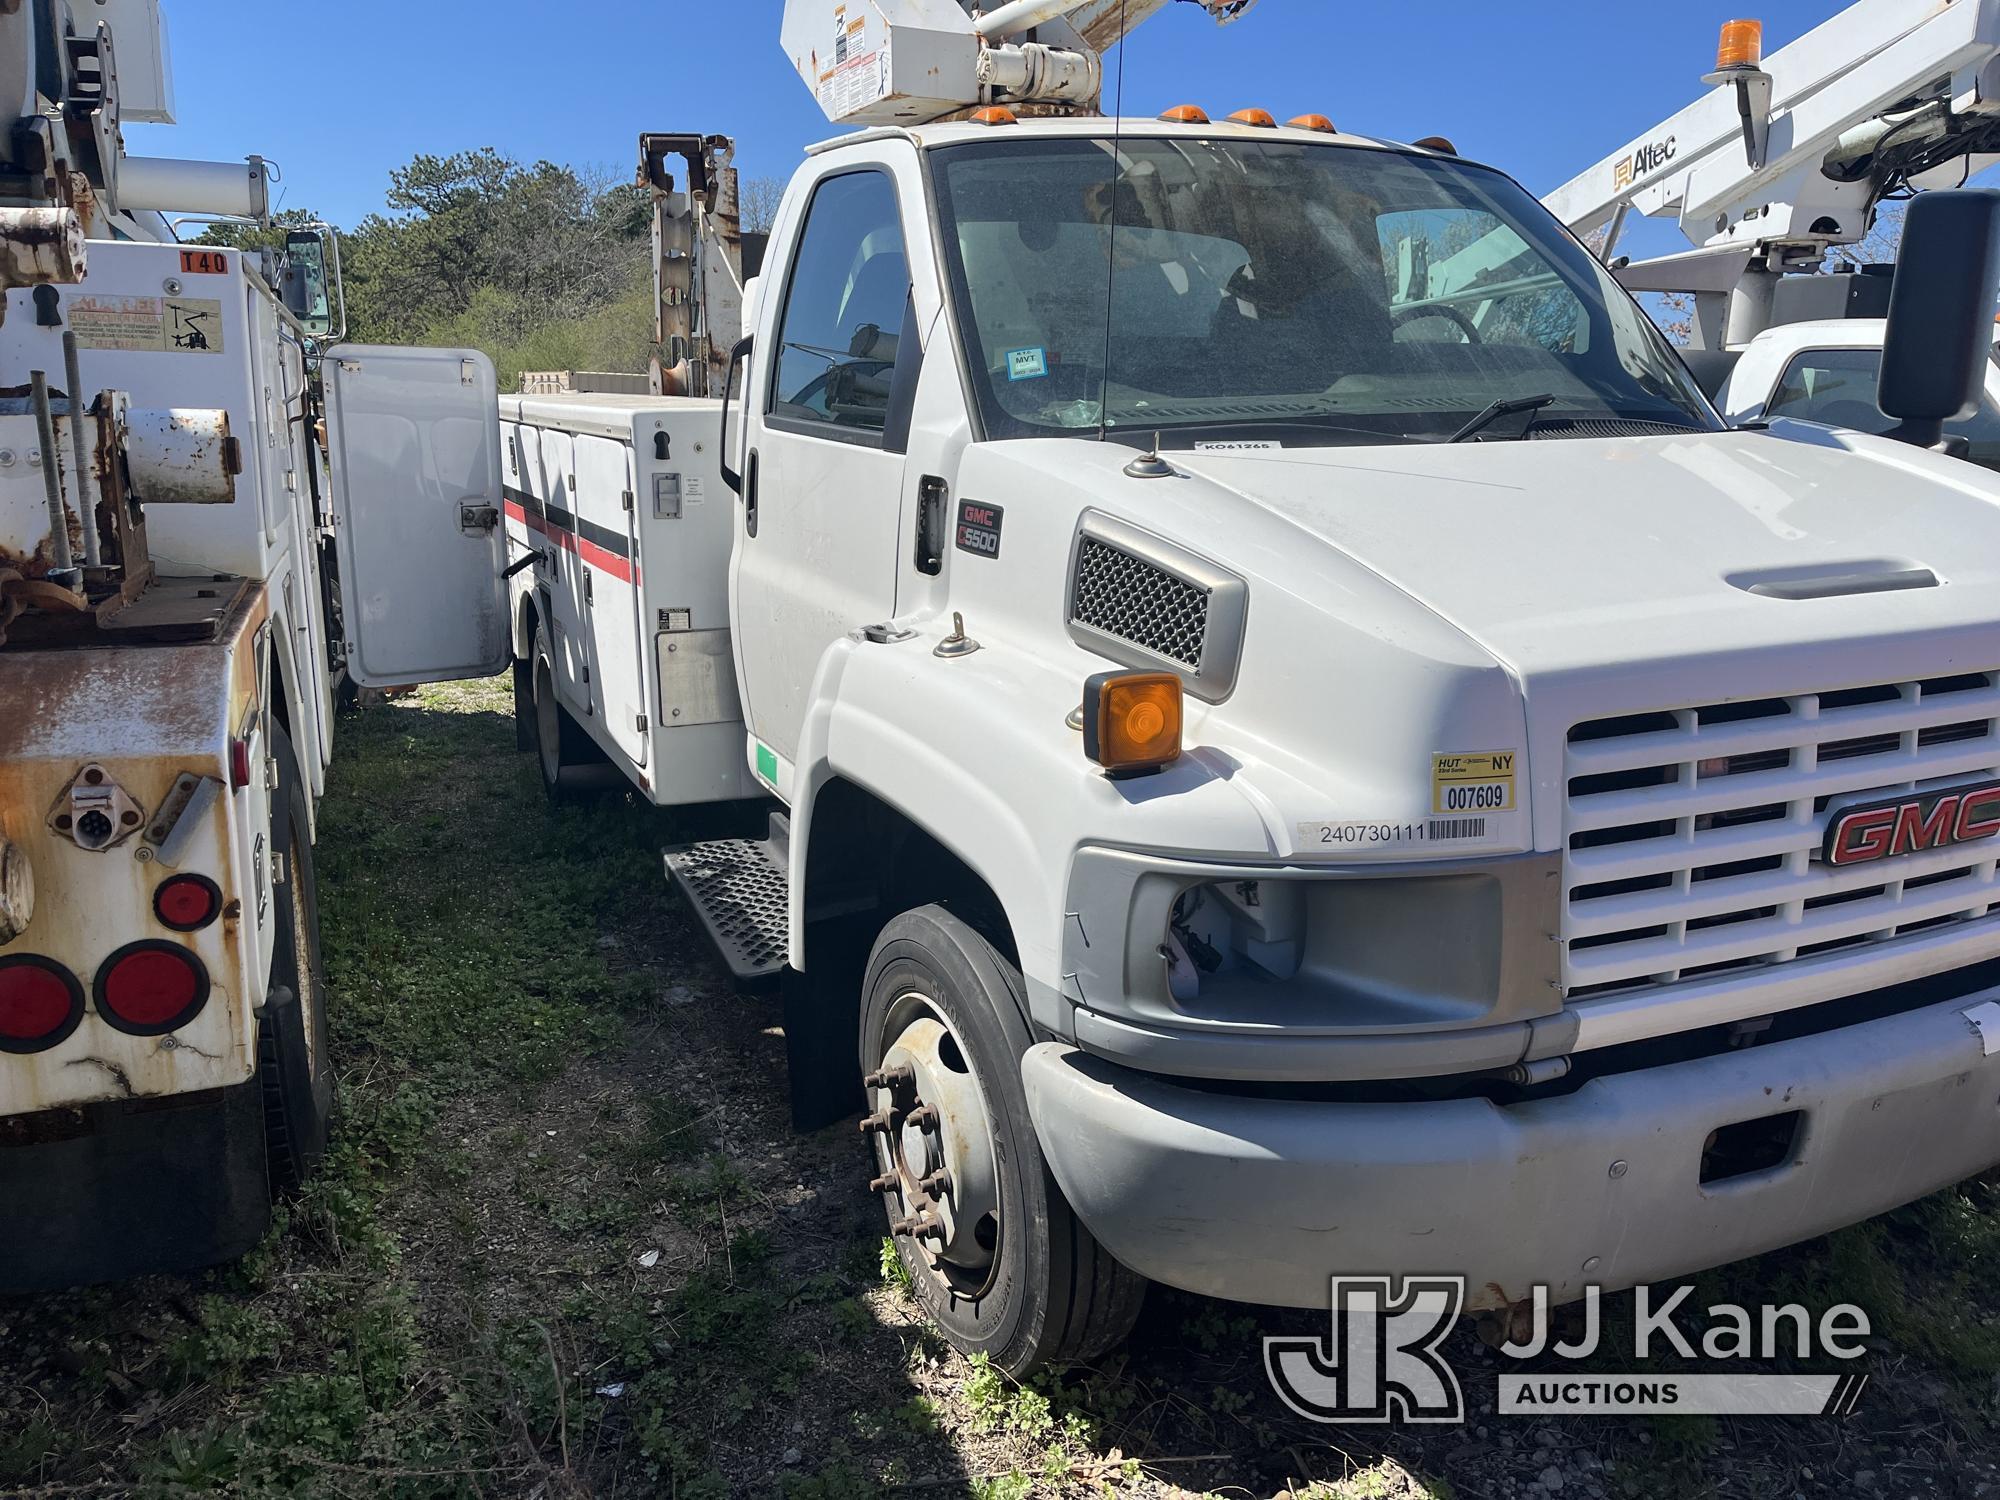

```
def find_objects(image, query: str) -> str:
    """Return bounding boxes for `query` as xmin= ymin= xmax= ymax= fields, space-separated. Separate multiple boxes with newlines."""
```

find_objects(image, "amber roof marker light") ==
xmin=1289 ymin=114 xmax=1337 ymax=134
xmin=1228 ymin=107 xmax=1277 ymax=128
xmin=1714 ymin=18 xmax=1765 ymax=71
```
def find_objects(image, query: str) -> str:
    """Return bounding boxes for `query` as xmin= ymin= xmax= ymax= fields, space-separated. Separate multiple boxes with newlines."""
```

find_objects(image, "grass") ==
xmin=0 ymin=679 xmax=1995 ymax=1499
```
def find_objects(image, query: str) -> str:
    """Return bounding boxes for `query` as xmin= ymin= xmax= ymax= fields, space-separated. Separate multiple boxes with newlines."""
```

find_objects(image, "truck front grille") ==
xmin=1562 ymin=670 xmax=2000 ymax=998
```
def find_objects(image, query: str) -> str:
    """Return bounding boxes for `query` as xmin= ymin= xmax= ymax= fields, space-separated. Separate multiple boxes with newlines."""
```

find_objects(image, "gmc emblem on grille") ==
xmin=1822 ymin=780 xmax=2000 ymax=866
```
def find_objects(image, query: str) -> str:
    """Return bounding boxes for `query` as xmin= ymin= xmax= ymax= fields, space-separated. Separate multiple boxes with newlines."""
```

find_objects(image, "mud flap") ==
xmin=0 ymin=1079 xmax=270 ymax=1295
xmin=781 ymin=915 xmax=871 ymax=1133
xmin=513 ymin=655 xmax=535 ymax=752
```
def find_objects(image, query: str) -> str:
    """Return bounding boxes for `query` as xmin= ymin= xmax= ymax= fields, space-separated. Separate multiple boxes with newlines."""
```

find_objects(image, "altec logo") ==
xmin=1822 ymin=779 xmax=2000 ymax=867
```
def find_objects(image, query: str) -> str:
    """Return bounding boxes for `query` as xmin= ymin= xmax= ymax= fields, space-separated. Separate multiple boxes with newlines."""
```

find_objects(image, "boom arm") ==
xmin=780 ymin=0 xmax=1257 ymax=128
xmin=1547 ymin=0 xmax=2000 ymax=275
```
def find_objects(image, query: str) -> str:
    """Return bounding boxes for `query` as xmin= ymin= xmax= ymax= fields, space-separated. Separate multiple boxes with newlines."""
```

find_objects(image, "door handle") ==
xmin=915 ymin=475 xmax=947 ymax=576
xmin=744 ymin=450 xmax=760 ymax=539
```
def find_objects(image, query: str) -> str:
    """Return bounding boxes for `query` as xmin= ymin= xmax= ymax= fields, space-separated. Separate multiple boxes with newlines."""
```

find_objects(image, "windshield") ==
xmin=928 ymin=135 xmax=1717 ymax=445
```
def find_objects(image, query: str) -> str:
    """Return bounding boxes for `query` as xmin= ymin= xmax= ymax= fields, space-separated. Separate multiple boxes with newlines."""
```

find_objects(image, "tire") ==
xmin=861 ymin=906 xmax=1146 ymax=1376
xmin=529 ymin=622 xmax=606 ymax=803
xmin=261 ymin=720 xmax=334 ymax=1196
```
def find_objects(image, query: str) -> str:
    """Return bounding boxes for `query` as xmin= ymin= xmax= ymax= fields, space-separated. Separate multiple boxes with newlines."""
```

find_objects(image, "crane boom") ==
xmin=1547 ymin=0 xmax=2000 ymax=264
xmin=1542 ymin=0 xmax=2000 ymax=351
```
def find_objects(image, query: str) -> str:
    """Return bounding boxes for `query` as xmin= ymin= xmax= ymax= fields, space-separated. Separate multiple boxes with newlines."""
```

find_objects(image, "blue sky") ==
xmin=133 ymin=0 xmax=1862 ymax=249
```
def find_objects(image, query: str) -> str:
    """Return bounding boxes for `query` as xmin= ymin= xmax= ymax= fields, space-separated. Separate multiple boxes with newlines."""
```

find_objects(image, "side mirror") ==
xmin=1879 ymin=190 xmax=2000 ymax=449
xmin=281 ymin=229 xmax=335 ymax=337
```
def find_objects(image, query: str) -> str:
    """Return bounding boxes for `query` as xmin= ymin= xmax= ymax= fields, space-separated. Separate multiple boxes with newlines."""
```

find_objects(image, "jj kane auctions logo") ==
xmin=1266 ymin=1278 xmax=1871 ymax=1422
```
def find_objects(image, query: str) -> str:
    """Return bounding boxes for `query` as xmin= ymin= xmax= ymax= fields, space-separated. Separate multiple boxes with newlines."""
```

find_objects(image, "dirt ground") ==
xmin=2 ymin=680 xmax=1998 ymax=1499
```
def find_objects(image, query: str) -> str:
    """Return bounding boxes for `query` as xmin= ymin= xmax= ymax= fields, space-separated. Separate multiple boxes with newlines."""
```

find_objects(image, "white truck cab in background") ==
xmin=331 ymin=0 xmax=2000 ymax=1377
xmin=1710 ymin=312 xmax=2000 ymax=468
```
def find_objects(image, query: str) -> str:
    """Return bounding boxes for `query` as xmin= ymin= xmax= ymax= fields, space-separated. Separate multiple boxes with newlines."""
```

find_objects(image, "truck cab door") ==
xmin=324 ymin=346 xmax=508 ymax=687
xmin=732 ymin=154 xmax=929 ymax=788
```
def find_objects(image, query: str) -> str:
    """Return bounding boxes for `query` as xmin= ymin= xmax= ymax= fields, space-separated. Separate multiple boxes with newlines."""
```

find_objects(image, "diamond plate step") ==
xmin=664 ymin=821 xmax=790 ymax=982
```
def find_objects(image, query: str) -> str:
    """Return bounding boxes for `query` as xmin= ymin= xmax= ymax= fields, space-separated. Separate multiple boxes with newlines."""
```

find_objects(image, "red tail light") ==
xmin=95 ymin=942 xmax=209 ymax=1035
xmin=154 ymin=873 xmax=223 ymax=932
xmin=0 ymin=956 xmax=86 ymax=1054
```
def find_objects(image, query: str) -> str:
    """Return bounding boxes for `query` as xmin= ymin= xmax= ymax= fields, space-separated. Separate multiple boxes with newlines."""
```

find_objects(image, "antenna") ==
xmin=1097 ymin=0 xmax=1130 ymax=446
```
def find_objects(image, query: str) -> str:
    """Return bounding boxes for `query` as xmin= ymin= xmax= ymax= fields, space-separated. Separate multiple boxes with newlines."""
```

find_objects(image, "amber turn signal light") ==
xmin=1082 ymin=671 xmax=1183 ymax=777
xmin=1715 ymin=18 xmax=1763 ymax=70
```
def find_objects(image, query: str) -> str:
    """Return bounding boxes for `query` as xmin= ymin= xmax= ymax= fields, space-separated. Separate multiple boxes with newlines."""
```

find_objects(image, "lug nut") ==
xmin=919 ymin=1170 xmax=952 ymax=1198
xmin=868 ymin=1173 xmax=899 ymax=1194
xmin=890 ymin=1216 xmax=920 ymax=1237
xmin=906 ymin=1105 xmax=940 ymax=1132
xmin=915 ymin=1216 xmax=948 ymax=1244
xmin=858 ymin=1110 xmax=894 ymax=1135
xmin=864 ymin=1064 xmax=916 ymax=1090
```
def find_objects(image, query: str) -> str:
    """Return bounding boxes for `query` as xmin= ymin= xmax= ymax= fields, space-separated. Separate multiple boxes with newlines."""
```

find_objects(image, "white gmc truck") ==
xmin=331 ymin=0 xmax=2000 ymax=1375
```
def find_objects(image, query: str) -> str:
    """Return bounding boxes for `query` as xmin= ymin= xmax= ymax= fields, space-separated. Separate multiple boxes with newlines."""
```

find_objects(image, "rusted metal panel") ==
xmin=0 ymin=586 xmax=267 ymax=1114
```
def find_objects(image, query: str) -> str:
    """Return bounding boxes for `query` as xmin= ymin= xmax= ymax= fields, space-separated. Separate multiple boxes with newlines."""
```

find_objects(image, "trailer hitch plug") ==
xmin=46 ymin=764 xmax=144 ymax=852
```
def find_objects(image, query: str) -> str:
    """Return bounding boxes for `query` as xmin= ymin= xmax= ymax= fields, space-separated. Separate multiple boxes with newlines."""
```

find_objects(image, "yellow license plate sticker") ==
xmin=1432 ymin=750 xmax=1516 ymax=816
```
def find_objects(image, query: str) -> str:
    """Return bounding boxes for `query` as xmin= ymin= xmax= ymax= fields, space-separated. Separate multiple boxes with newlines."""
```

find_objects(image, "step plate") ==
xmin=663 ymin=838 xmax=789 ymax=981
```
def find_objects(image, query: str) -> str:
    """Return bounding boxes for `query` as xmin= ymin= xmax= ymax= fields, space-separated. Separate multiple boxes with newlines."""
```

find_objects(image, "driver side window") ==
xmin=770 ymin=170 xmax=910 ymax=437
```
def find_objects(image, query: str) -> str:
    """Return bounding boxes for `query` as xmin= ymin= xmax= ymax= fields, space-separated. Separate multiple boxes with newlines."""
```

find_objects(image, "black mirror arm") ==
xmin=1887 ymin=417 xmax=1947 ymax=450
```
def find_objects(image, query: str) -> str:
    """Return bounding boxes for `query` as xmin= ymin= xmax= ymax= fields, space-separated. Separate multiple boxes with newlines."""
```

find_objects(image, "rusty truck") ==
xmin=0 ymin=0 xmax=497 ymax=1289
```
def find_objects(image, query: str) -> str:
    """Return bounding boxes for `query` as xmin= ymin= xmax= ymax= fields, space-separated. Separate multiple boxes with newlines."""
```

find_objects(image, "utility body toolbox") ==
xmin=497 ymin=395 xmax=762 ymax=807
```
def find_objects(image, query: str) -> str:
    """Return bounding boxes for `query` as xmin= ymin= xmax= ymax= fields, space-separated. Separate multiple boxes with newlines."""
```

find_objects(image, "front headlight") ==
xmin=1065 ymin=846 xmax=1562 ymax=1036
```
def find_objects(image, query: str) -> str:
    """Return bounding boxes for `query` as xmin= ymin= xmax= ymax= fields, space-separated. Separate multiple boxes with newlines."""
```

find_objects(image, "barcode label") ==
xmin=1427 ymin=817 xmax=1487 ymax=841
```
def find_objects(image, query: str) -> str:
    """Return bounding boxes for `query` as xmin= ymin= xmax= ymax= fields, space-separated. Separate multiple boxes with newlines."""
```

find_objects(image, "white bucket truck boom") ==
xmin=0 ymin=1 xmax=498 ymax=1290
xmin=341 ymin=0 xmax=2000 ymax=1375
xmin=1543 ymin=0 xmax=2000 ymax=464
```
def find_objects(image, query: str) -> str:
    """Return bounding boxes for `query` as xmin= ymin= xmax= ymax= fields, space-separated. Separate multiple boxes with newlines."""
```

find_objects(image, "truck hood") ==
xmin=956 ymin=426 xmax=2000 ymax=859
xmin=1173 ymin=425 xmax=2000 ymax=682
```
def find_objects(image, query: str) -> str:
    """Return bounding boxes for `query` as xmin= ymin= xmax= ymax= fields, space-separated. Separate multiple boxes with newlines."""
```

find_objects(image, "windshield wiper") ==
xmin=1447 ymin=393 xmax=1557 ymax=444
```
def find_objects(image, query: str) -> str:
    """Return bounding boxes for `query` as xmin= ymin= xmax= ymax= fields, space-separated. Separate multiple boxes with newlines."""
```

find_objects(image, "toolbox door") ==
xmin=324 ymin=346 xmax=508 ymax=687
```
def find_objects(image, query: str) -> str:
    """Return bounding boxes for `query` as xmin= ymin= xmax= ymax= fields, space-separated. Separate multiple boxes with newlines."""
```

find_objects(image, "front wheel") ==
xmin=861 ymin=906 xmax=1146 ymax=1376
